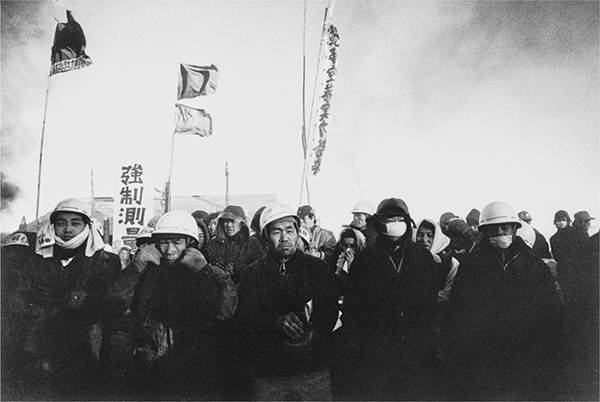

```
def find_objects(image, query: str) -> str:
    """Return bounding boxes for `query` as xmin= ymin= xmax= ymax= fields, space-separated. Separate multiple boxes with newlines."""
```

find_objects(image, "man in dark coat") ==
xmin=107 ymin=210 xmax=237 ymax=400
xmin=344 ymin=197 xmax=439 ymax=400
xmin=448 ymin=201 xmax=562 ymax=400
xmin=237 ymin=203 xmax=338 ymax=400
xmin=206 ymin=205 xmax=264 ymax=285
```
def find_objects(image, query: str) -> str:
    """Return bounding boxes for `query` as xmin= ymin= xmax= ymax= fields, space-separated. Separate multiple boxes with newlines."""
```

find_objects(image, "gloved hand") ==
xmin=30 ymin=282 xmax=68 ymax=306
xmin=276 ymin=312 xmax=305 ymax=341
xmin=133 ymin=246 xmax=161 ymax=273
xmin=180 ymin=247 xmax=208 ymax=273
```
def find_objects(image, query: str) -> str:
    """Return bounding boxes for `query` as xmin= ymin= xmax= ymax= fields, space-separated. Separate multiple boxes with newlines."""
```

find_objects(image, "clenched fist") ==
xmin=180 ymin=247 xmax=208 ymax=273
xmin=133 ymin=246 xmax=161 ymax=273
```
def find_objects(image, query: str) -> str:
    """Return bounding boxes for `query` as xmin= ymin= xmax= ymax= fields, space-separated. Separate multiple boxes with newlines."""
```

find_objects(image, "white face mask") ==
xmin=384 ymin=221 xmax=407 ymax=238
xmin=489 ymin=235 xmax=513 ymax=249
xmin=556 ymin=221 xmax=567 ymax=229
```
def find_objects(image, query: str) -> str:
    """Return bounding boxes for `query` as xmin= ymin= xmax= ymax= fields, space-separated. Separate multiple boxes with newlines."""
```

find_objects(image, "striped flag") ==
xmin=50 ymin=10 xmax=93 ymax=76
xmin=177 ymin=64 xmax=219 ymax=100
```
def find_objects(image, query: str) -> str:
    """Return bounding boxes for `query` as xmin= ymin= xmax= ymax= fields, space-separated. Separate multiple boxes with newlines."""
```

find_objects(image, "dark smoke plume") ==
xmin=1 ymin=172 xmax=21 ymax=211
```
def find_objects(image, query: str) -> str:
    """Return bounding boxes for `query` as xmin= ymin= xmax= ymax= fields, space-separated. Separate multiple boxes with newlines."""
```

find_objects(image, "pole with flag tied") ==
xmin=299 ymin=0 xmax=339 ymax=206
xmin=165 ymin=64 xmax=219 ymax=212
xmin=36 ymin=10 xmax=93 ymax=225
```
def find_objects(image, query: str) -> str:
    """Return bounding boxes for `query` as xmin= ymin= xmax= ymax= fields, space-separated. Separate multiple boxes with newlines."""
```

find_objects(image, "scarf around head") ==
xmin=413 ymin=218 xmax=450 ymax=263
xmin=36 ymin=218 xmax=106 ymax=259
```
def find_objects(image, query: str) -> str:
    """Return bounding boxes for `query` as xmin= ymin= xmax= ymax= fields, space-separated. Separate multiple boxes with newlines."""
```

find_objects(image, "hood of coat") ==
xmin=337 ymin=227 xmax=367 ymax=251
xmin=214 ymin=220 xmax=250 ymax=242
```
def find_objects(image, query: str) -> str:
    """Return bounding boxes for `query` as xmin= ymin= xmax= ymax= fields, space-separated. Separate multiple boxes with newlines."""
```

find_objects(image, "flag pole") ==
xmin=165 ymin=132 xmax=176 ymax=213
xmin=225 ymin=161 xmax=230 ymax=206
xmin=300 ymin=0 xmax=335 ymax=206
xmin=35 ymin=75 xmax=52 ymax=227
xmin=299 ymin=0 xmax=308 ymax=206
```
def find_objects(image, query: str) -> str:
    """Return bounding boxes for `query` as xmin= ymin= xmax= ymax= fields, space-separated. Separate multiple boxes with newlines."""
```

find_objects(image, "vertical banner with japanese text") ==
xmin=113 ymin=163 xmax=154 ymax=250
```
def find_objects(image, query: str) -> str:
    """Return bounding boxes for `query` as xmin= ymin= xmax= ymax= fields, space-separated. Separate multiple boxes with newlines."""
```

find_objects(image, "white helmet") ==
xmin=152 ymin=210 xmax=199 ymax=242
xmin=479 ymin=201 xmax=522 ymax=229
xmin=298 ymin=226 xmax=312 ymax=245
xmin=50 ymin=198 xmax=91 ymax=223
xmin=352 ymin=200 xmax=375 ymax=216
xmin=136 ymin=226 xmax=154 ymax=240
xmin=516 ymin=220 xmax=535 ymax=249
xmin=260 ymin=203 xmax=300 ymax=234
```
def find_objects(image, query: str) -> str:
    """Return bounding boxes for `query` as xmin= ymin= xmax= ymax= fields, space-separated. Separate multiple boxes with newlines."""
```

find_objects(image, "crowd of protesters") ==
xmin=1 ymin=196 xmax=598 ymax=401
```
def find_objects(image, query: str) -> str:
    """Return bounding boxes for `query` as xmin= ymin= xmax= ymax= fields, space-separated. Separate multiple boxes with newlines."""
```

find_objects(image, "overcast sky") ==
xmin=1 ymin=0 xmax=598 ymax=240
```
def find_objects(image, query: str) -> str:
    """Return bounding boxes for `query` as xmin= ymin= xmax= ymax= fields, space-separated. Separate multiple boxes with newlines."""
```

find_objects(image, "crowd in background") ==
xmin=1 ymin=196 xmax=598 ymax=401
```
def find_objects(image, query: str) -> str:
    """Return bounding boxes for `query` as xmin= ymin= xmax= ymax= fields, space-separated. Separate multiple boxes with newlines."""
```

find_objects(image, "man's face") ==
xmin=157 ymin=236 xmax=188 ymax=266
xmin=351 ymin=213 xmax=368 ymax=229
xmin=416 ymin=226 xmax=434 ymax=250
xmin=300 ymin=215 xmax=315 ymax=229
xmin=54 ymin=212 xmax=87 ymax=242
xmin=208 ymin=218 xmax=218 ymax=236
xmin=222 ymin=218 xmax=243 ymax=237
xmin=268 ymin=218 xmax=298 ymax=258
xmin=480 ymin=223 xmax=517 ymax=238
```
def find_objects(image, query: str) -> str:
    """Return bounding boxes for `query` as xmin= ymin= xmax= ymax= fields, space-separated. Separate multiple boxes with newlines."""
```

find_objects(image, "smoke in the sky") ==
xmin=1 ymin=1 xmax=51 ymax=169
xmin=338 ymin=1 xmax=598 ymax=136
xmin=1 ymin=172 xmax=21 ymax=212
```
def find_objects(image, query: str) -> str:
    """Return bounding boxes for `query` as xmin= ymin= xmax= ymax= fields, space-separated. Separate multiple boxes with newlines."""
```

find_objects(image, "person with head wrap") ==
xmin=8 ymin=198 xmax=121 ymax=400
xmin=413 ymin=218 xmax=460 ymax=364
xmin=414 ymin=219 xmax=459 ymax=304
xmin=447 ymin=202 xmax=562 ymax=400
xmin=343 ymin=198 xmax=438 ymax=400
xmin=325 ymin=227 xmax=366 ymax=297
xmin=205 ymin=205 xmax=264 ymax=285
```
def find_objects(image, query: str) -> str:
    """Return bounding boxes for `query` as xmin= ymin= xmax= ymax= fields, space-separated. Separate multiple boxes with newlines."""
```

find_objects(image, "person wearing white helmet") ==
xmin=106 ymin=210 xmax=237 ymax=400
xmin=4 ymin=198 xmax=121 ymax=400
xmin=348 ymin=200 xmax=378 ymax=247
xmin=237 ymin=203 xmax=338 ymax=401
xmin=343 ymin=197 xmax=438 ymax=400
xmin=448 ymin=201 xmax=562 ymax=400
